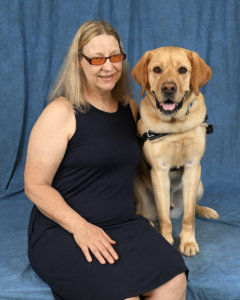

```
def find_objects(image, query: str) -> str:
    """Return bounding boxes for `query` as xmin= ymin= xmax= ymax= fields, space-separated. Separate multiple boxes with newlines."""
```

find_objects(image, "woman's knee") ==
xmin=124 ymin=297 xmax=140 ymax=300
xmin=142 ymin=272 xmax=187 ymax=299
xmin=170 ymin=272 xmax=187 ymax=293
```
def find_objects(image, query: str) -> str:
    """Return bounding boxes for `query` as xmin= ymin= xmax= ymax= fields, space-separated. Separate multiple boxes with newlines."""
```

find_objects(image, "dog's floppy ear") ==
xmin=132 ymin=51 xmax=152 ymax=95
xmin=188 ymin=51 xmax=212 ymax=96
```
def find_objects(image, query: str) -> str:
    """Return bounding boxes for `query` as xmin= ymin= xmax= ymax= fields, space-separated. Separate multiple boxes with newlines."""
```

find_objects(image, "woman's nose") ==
xmin=102 ymin=59 xmax=114 ymax=70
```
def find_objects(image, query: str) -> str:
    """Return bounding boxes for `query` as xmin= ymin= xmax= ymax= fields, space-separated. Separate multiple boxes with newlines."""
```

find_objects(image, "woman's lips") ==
xmin=99 ymin=74 xmax=115 ymax=82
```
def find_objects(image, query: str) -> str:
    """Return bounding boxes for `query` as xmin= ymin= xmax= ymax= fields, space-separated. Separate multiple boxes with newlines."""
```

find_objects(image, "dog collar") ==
xmin=185 ymin=100 xmax=194 ymax=115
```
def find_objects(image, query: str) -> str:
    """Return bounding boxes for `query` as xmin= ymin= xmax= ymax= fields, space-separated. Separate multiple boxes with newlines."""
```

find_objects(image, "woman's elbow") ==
xmin=24 ymin=170 xmax=39 ymax=199
xmin=24 ymin=176 xmax=34 ymax=199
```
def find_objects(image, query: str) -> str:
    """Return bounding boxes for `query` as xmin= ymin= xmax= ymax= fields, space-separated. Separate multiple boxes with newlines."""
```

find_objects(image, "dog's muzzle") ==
xmin=153 ymin=91 xmax=184 ymax=115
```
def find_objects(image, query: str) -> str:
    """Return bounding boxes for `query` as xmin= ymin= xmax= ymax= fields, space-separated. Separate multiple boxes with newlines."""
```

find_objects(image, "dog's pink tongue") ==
xmin=161 ymin=103 xmax=176 ymax=111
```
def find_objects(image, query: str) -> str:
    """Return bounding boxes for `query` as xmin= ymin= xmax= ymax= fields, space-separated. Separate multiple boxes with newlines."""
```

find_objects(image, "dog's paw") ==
xmin=196 ymin=205 xmax=219 ymax=219
xmin=179 ymin=240 xmax=199 ymax=257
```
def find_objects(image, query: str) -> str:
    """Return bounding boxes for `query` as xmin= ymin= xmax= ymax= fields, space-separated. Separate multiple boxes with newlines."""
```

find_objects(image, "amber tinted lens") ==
xmin=91 ymin=57 xmax=106 ymax=65
xmin=109 ymin=53 xmax=126 ymax=63
xmin=90 ymin=53 xmax=126 ymax=65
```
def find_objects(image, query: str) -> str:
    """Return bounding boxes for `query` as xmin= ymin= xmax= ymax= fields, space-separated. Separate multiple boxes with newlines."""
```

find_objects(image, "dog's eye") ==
xmin=178 ymin=67 xmax=187 ymax=74
xmin=153 ymin=67 xmax=162 ymax=73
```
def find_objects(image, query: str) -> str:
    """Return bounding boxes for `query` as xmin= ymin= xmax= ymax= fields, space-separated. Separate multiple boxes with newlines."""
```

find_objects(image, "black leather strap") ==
xmin=142 ymin=130 xmax=170 ymax=142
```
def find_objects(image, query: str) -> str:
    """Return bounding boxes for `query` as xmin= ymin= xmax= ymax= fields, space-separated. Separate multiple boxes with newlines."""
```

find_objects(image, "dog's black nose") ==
xmin=161 ymin=81 xmax=177 ymax=95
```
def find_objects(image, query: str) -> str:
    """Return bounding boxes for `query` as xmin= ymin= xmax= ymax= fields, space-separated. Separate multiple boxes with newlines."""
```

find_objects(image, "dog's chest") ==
xmin=144 ymin=129 xmax=206 ymax=170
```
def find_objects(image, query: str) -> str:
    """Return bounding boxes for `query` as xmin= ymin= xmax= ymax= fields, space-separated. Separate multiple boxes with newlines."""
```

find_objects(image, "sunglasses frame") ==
xmin=81 ymin=53 xmax=126 ymax=65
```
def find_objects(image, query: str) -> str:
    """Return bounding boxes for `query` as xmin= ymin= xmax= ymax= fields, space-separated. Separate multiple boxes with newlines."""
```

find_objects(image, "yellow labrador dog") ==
xmin=132 ymin=47 xmax=219 ymax=256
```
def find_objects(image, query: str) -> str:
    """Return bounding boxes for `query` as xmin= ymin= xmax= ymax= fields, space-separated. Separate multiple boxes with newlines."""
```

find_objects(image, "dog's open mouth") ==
xmin=160 ymin=99 xmax=178 ymax=112
xmin=152 ymin=91 xmax=185 ymax=115
xmin=154 ymin=95 xmax=184 ymax=115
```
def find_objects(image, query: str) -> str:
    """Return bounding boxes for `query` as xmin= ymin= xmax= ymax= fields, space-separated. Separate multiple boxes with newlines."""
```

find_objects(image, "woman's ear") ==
xmin=132 ymin=51 xmax=152 ymax=95
xmin=187 ymin=51 xmax=212 ymax=96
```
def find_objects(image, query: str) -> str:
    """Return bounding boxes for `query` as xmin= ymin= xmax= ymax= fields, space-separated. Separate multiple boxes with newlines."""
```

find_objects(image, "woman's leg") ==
xmin=125 ymin=297 xmax=140 ymax=300
xmin=142 ymin=272 xmax=187 ymax=300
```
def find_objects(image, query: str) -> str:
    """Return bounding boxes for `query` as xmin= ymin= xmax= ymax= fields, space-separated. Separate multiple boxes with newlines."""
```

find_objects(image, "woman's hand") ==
xmin=73 ymin=220 xmax=119 ymax=265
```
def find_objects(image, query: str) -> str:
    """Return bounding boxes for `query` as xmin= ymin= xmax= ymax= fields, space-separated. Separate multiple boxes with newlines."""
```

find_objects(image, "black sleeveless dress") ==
xmin=28 ymin=103 xmax=188 ymax=300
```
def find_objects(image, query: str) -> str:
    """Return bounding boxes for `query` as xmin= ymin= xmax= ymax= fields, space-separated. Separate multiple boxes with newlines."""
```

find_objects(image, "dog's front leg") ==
xmin=151 ymin=167 xmax=173 ymax=244
xmin=179 ymin=163 xmax=201 ymax=256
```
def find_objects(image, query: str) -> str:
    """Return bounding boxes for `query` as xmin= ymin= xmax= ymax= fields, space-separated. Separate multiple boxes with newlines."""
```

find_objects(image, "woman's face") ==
xmin=80 ymin=34 xmax=123 ymax=97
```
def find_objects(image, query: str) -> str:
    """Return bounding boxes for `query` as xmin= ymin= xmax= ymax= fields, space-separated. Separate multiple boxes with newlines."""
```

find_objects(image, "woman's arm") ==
xmin=24 ymin=97 xmax=118 ymax=264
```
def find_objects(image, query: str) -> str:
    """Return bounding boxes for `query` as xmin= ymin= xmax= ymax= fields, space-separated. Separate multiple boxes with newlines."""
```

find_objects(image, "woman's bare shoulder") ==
xmin=35 ymin=97 xmax=75 ymax=139
xmin=45 ymin=97 xmax=74 ymax=117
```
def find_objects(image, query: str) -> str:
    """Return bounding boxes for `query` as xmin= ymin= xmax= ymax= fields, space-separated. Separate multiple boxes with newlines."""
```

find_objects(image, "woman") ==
xmin=25 ymin=20 xmax=188 ymax=300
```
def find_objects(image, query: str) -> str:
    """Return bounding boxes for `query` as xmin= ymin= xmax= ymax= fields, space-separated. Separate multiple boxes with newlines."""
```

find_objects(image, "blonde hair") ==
xmin=48 ymin=20 xmax=132 ymax=112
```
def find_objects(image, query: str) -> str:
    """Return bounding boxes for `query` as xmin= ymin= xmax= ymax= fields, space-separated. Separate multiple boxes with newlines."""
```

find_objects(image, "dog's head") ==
xmin=132 ymin=47 xmax=212 ymax=116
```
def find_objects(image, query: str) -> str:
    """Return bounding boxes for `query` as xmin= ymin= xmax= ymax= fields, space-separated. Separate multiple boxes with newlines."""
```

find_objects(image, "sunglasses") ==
xmin=81 ymin=53 xmax=126 ymax=65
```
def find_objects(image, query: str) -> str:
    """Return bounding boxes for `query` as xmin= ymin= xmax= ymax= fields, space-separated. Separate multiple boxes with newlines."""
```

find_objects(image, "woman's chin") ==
xmin=99 ymin=82 xmax=117 ymax=92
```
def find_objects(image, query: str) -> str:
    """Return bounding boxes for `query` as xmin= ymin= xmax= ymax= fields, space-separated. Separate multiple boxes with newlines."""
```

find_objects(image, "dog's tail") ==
xmin=195 ymin=205 xmax=219 ymax=219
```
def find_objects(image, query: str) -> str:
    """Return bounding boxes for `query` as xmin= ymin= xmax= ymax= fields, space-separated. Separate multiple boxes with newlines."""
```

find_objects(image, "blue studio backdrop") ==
xmin=0 ymin=0 xmax=239 ymax=299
